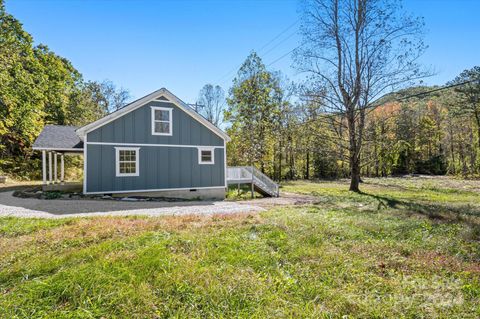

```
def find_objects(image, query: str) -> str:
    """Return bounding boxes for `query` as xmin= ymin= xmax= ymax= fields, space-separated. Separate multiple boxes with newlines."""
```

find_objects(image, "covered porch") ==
xmin=32 ymin=125 xmax=84 ymax=192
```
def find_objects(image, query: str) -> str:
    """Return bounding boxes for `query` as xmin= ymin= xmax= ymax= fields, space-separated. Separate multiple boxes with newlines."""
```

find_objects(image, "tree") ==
xmin=83 ymin=80 xmax=130 ymax=114
xmin=295 ymin=0 xmax=428 ymax=191
xmin=34 ymin=44 xmax=84 ymax=125
xmin=0 ymin=0 xmax=130 ymax=178
xmin=225 ymin=52 xmax=282 ymax=173
xmin=0 ymin=0 xmax=44 ymax=158
xmin=448 ymin=67 xmax=480 ymax=151
xmin=197 ymin=84 xmax=225 ymax=126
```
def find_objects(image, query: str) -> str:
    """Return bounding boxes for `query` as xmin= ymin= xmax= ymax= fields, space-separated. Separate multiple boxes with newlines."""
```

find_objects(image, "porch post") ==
xmin=251 ymin=166 xmax=254 ymax=199
xmin=48 ymin=151 xmax=52 ymax=184
xmin=54 ymin=152 xmax=58 ymax=184
xmin=42 ymin=150 xmax=47 ymax=185
xmin=61 ymin=154 xmax=65 ymax=184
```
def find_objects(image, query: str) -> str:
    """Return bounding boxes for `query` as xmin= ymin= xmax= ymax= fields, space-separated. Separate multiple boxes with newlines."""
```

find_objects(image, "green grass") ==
xmin=1 ymin=177 xmax=479 ymax=318
xmin=225 ymin=184 xmax=263 ymax=200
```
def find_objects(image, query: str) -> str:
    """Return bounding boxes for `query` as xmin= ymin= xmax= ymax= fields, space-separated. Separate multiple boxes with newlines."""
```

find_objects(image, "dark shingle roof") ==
xmin=32 ymin=125 xmax=83 ymax=151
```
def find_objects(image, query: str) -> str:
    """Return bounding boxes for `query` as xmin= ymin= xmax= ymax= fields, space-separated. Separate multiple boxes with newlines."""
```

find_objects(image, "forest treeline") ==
xmin=225 ymin=53 xmax=480 ymax=180
xmin=0 ymin=1 xmax=129 ymax=178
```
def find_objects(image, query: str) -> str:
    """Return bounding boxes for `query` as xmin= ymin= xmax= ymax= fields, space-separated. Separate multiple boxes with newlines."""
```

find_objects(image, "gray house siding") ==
xmin=84 ymin=99 xmax=226 ymax=194
xmin=85 ymin=145 xmax=225 ymax=193
xmin=87 ymin=100 xmax=224 ymax=146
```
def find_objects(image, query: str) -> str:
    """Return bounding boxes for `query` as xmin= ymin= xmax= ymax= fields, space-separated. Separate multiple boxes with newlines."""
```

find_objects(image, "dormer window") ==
xmin=151 ymin=106 xmax=172 ymax=136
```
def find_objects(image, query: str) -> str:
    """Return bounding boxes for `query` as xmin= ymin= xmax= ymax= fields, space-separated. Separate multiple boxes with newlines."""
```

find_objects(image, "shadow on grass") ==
xmin=359 ymin=191 xmax=480 ymax=231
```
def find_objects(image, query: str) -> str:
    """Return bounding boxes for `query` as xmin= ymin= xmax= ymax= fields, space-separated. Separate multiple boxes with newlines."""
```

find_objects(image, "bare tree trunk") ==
xmin=374 ymin=134 xmax=379 ymax=177
xmin=305 ymin=151 xmax=310 ymax=180
xmin=474 ymin=108 xmax=480 ymax=152
xmin=350 ymin=157 xmax=361 ymax=192
xmin=348 ymin=110 xmax=361 ymax=192
xmin=449 ymin=123 xmax=456 ymax=174
xmin=278 ymin=140 xmax=283 ymax=181
xmin=459 ymin=142 xmax=468 ymax=177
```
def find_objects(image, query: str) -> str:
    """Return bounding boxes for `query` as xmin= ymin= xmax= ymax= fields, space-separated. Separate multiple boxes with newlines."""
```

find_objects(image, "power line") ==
xmin=266 ymin=44 xmax=302 ymax=67
xmin=293 ymin=79 xmax=480 ymax=129
xmin=262 ymin=31 xmax=297 ymax=58
xmin=216 ymin=19 xmax=300 ymax=86
xmin=257 ymin=19 xmax=299 ymax=55
xmin=395 ymin=79 xmax=479 ymax=102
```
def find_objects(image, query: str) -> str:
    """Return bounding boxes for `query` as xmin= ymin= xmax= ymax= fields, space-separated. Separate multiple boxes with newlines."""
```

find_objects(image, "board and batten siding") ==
xmin=84 ymin=99 xmax=226 ymax=194
xmin=87 ymin=100 xmax=224 ymax=146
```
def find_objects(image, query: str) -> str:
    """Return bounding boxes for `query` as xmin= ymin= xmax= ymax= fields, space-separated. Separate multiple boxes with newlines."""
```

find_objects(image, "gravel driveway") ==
xmin=0 ymin=191 xmax=314 ymax=219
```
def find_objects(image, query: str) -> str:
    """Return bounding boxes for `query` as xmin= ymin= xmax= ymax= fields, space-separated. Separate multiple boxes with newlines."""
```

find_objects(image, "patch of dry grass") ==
xmin=0 ymin=177 xmax=479 ymax=318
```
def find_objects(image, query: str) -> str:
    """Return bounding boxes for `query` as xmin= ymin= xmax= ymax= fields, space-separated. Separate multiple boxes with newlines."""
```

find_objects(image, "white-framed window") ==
xmin=198 ymin=147 xmax=215 ymax=164
xmin=115 ymin=147 xmax=140 ymax=177
xmin=151 ymin=106 xmax=172 ymax=136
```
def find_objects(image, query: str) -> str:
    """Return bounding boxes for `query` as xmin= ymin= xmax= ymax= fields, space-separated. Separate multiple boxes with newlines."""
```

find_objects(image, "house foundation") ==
xmin=111 ymin=187 xmax=226 ymax=200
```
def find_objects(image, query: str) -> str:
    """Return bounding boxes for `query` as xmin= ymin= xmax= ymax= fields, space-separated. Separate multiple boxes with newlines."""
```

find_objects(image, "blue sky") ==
xmin=5 ymin=0 xmax=480 ymax=103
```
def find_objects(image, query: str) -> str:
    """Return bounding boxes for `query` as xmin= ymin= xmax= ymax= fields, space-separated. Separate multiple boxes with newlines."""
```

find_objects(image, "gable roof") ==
xmin=76 ymin=88 xmax=230 ymax=142
xmin=32 ymin=125 xmax=84 ymax=151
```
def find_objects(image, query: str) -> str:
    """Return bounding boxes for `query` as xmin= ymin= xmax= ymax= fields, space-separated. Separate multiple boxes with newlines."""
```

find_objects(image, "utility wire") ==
xmin=266 ymin=44 xmax=302 ymax=67
xmin=256 ymin=19 xmax=299 ymax=54
xmin=293 ymin=79 xmax=480 ymax=129
xmin=395 ymin=79 xmax=479 ymax=101
xmin=262 ymin=31 xmax=298 ymax=58
xmin=216 ymin=19 xmax=300 ymax=86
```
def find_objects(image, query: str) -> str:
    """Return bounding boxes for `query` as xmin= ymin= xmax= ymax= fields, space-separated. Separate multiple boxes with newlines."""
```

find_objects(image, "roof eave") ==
xmin=32 ymin=147 xmax=84 ymax=152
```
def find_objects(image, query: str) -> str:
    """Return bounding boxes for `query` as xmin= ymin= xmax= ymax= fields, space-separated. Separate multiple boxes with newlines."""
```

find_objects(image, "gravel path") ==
xmin=0 ymin=191 xmax=314 ymax=219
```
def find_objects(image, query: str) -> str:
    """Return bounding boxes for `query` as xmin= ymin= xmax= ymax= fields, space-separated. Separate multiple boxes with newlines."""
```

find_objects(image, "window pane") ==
xmin=118 ymin=149 xmax=137 ymax=174
xmin=155 ymin=122 xmax=170 ymax=133
xmin=155 ymin=109 xmax=170 ymax=121
xmin=201 ymin=150 xmax=212 ymax=162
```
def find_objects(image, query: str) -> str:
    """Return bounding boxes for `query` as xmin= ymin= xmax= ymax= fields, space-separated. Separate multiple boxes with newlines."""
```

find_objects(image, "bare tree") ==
xmin=295 ymin=0 xmax=429 ymax=192
xmin=197 ymin=84 xmax=225 ymax=127
xmin=84 ymin=80 xmax=131 ymax=114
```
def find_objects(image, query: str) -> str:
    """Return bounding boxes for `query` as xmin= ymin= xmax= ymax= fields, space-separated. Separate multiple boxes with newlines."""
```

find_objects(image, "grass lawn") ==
xmin=0 ymin=177 xmax=479 ymax=318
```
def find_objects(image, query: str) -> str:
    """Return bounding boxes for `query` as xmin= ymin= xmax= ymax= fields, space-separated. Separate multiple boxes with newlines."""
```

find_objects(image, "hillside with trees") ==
xmin=221 ymin=0 xmax=480 ymax=185
xmin=223 ymin=55 xmax=480 ymax=181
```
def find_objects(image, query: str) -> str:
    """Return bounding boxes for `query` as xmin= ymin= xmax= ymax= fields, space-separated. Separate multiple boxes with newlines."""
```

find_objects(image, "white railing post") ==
xmin=48 ymin=151 xmax=52 ymax=184
xmin=61 ymin=154 xmax=65 ymax=184
xmin=42 ymin=150 xmax=47 ymax=185
xmin=54 ymin=152 xmax=58 ymax=184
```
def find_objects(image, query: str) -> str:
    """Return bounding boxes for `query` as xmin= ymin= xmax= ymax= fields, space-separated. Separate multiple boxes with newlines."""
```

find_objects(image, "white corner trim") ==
xmin=151 ymin=106 xmax=173 ymax=136
xmin=223 ymin=140 xmax=227 ymax=188
xmin=115 ymin=147 xmax=140 ymax=177
xmin=84 ymin=185 xmax=226 ymax=195
xmin=198 ymin=147 xmax=215 ymax=165
xmin=83 ymin=134 xmax=87 ymax=194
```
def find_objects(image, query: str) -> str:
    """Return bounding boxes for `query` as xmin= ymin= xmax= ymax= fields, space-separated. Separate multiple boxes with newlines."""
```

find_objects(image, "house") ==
xmin=33 ymin=88 xmax=279 ymax=199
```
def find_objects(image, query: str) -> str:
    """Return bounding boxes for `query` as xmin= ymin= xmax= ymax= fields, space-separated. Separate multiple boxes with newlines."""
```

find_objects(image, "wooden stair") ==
xmin=226 ymin=166 xmax=279 ymax=197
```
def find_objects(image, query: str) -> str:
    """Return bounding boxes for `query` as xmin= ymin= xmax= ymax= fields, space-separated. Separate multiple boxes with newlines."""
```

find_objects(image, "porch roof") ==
xmin=32 ymin=125 xmax=84 ymax=152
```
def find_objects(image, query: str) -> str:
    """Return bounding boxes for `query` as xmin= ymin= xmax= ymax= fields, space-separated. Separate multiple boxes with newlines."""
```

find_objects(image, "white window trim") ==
xmin=198 ymin=147 xmax=215 ymax=165
xmin=115 ymin=147 xmax=140 ymax=177
xmin=151 ymin=106 xmax=173 ymax=136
